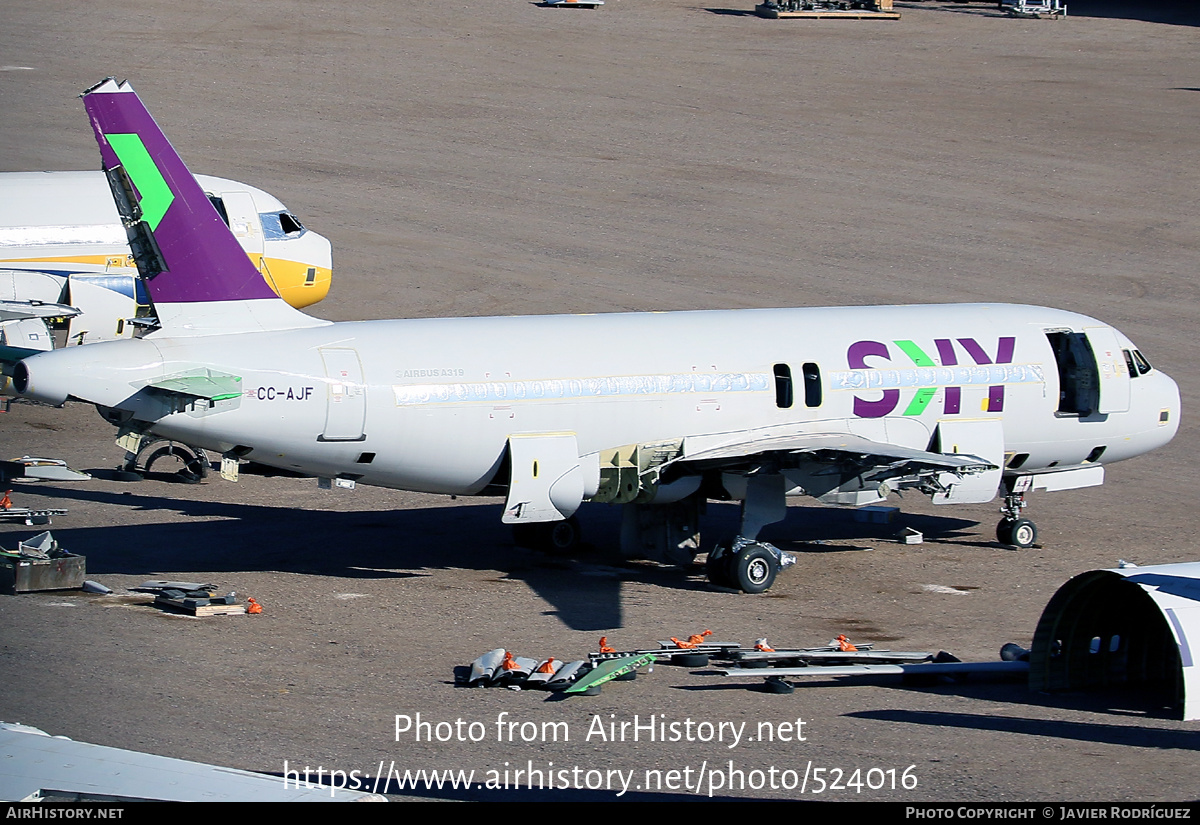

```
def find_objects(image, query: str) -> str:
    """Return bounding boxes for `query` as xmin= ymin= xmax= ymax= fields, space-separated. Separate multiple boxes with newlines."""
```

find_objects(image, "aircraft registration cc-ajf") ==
xmin=2 ymin=79 xmax=1181 ymax=593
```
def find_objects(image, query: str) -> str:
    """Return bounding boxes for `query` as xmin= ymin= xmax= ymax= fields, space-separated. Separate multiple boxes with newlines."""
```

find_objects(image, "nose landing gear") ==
xmin=996 ymin=490 xmax=1038 ymax=548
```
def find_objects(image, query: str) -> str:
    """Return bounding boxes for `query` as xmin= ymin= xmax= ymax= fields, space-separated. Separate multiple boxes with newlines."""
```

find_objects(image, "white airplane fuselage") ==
xmin=20 ymin=302 xmax=1179 ymax=499
xmin=11 ymin=78 xmax=1180 ymax=585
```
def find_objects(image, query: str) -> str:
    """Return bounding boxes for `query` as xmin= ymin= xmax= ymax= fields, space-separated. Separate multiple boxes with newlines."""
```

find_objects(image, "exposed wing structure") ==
xmin=657 ymin=427 xmax=996 ymax=505
xmin=674 ymin=430 xmax=991 ymax=473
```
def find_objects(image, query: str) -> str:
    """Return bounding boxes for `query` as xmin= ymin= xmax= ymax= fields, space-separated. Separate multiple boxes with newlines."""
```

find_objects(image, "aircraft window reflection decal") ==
xmin=803 ymin=362 xmax=822 ymax=408
xmin=773 ymin=364 xmax=793 ymax=409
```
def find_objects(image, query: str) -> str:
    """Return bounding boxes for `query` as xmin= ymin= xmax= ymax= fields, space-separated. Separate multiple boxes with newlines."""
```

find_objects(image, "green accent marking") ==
xmin=903 ymin=387 xmax=937 ymax=416
xmin=107 ymin=133 xmax=175 ymax=231
xmin=894 ymin=340 xmax=936 ymax=367
xmin=151 ymin=371 xmax=241 ymax=402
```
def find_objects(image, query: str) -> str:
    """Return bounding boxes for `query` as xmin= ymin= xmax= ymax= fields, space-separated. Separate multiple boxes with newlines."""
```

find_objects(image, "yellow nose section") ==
xmin=256 ymin=256 xmax=332 ymax=309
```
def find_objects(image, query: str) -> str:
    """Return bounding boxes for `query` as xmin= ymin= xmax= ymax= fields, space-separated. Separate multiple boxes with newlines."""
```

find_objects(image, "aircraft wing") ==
xmin=1 ymin=301 xmax=80 ymax=368
xmin=653 ymin=428 xmax=997 ymax=503
xmin=674 ymin=431 xmax=992 ymax=473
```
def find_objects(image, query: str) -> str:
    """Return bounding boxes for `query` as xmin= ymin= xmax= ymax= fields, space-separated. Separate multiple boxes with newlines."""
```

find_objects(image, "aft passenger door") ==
xmin=318 ymin=348 xmax=366 ymax=442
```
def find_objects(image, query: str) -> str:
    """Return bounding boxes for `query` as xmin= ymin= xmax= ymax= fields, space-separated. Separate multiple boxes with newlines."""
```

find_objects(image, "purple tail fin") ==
xmin=81 ymin=78 xmax=279 ymax=306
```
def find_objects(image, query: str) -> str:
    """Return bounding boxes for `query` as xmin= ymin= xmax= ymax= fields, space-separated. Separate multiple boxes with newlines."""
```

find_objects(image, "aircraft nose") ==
xmin=265 ymin=231 xmax=332 ymax=309
xmin=1151 ymin=369 xmax=1181 ymax=445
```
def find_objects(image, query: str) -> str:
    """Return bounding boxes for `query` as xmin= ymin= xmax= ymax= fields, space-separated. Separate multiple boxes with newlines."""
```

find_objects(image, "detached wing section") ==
xmin=655 ymin=427 xmax=999 ymax=507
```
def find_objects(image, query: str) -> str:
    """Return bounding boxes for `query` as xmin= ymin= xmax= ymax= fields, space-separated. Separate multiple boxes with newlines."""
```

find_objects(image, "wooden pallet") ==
xmin=154 ymin=595 xmax=246 ymax=616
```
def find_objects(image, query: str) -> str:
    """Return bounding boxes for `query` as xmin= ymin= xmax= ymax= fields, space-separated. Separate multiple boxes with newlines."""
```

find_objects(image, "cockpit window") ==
xmin=1132 ymin=350 xmax=1152 ymax=375
xmin=260 ymin=211 xmax=306 ymax=240
xmin=280 ymin=212 xmax=305 ymax=235
xmin=207 ymin=195 xmax=229 ymax=226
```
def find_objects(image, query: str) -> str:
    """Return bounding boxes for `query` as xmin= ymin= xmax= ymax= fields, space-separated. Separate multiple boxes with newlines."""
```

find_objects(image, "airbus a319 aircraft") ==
xmin=2 ymin=79 xmax=1181 ymax=593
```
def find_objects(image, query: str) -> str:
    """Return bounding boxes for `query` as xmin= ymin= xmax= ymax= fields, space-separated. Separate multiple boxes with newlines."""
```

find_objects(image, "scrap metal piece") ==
xmin=0 ymin=457 xmax=91 ymax=483
xmin=546 ymin=660 xmax=587 ymax=690
xmin=0 ymin=722 xmax=385 ymax=801
xmin=468 ymin=648 xmax=507 ymax=686
xmin=1030 ymin=560 xmax=1200 ymax=721
xmin=564 ymin=654 xmax=656 ymax=696
xmin=720 ymin=660 xmax=1028 ymax=680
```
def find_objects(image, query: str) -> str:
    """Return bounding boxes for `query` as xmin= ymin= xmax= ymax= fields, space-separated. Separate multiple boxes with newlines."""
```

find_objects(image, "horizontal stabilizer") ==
xmin=147 ymin=370 xmax=243 ymax=402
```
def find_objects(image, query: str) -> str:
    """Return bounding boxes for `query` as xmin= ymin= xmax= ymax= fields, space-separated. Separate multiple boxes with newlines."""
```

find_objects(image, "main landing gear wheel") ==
xmin=996 ymin=517 xmax=1037 ymax=548
xmin=513 ymin=516 xmax=581 ymax=553
xmin=736 ymin=545 xmax=779 ymax=594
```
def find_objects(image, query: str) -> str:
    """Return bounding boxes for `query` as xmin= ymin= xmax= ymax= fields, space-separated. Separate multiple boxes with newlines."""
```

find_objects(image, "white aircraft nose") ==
xmin=1148 ymin=369 xmax=1181 ymax=448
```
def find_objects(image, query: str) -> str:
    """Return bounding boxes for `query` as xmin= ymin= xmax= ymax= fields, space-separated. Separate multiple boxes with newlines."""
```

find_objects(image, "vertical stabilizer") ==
xmin=80 ymin=78 xmax=325 ymax=335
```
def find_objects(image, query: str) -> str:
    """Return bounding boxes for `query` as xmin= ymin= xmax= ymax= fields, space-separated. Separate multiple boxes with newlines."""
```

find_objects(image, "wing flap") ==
xmin=645 ymin=424 xmax=998 ymax=506
xmin=670 ymin=429 xmax=995 ymax=474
